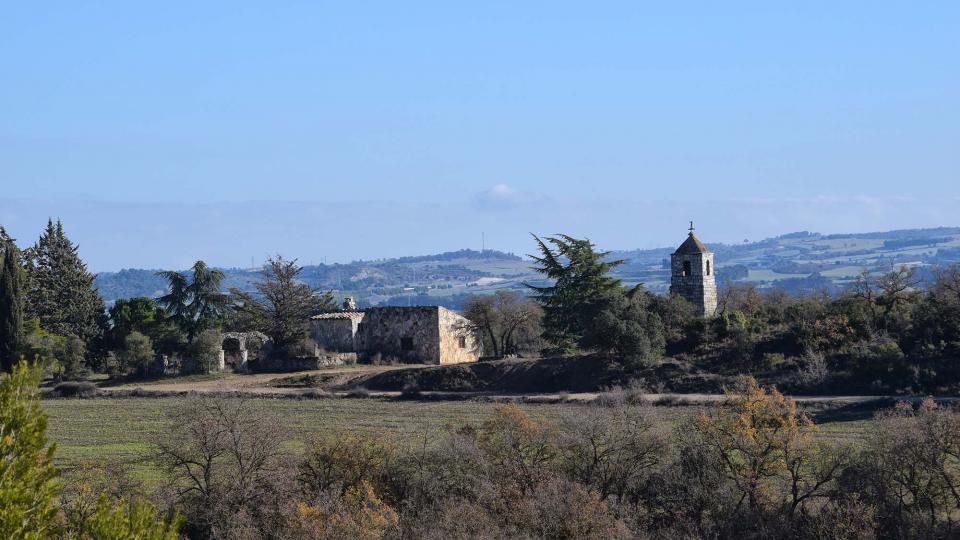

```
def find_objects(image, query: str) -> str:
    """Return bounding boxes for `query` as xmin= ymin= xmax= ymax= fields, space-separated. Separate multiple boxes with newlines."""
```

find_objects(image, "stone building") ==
xmin=310 ymin=306 xmax=480 ymax=364
xmin=669 ymin=223 xmax=718 ymax=317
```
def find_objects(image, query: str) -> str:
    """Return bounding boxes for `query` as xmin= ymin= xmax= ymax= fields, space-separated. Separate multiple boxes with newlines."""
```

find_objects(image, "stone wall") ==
xmin=309 ymin=315 xmax=362 ymax=352
xmin=310 ymin=306 xmax=481 ymax=365
xmin=356 ymin=307 xmax=441 ymax=363
xmin=437 ymin=307 xmax=481 ymax=364
xmin=253 ymin=352 xmax=357 ymax=372
xmin=670 ymin=252 xmax=718 ymax=317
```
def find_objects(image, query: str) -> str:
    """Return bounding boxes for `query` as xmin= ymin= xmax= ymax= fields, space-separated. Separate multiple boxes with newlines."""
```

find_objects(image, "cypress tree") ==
xmin=0 ymin=240 xmax=24 ymax=372
xmin=23 ymin=219 xmax=105 ymax=345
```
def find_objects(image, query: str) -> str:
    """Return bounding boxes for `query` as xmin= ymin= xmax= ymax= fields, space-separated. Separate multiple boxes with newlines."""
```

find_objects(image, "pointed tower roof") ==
xmin=673 ymin=222 xmax=711 ymax=255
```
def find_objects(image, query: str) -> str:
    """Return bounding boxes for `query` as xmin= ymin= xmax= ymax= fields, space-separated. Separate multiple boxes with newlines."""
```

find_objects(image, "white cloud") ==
xmin=472 ymin=184 xmax=550 ymax=210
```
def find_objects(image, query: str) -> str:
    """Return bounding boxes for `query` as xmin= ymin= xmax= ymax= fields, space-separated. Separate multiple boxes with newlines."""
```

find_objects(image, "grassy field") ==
xmin=42 ymin=397 xmax=590 ymax=472
xmin=42 ymin=395 xmax=873 ymax=485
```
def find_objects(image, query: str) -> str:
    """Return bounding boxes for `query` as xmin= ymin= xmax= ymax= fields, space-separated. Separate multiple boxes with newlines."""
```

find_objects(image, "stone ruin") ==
xmin=310 ymin=305 xmax=481 ymax=364
xmin=218 ymin=331 xmax=269 ymax=371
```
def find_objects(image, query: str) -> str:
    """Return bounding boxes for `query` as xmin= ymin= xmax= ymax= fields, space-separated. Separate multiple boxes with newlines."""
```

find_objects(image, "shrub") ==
xmin=595 ymin=379 xmax=648 ymax=407
xmin=53 ymin=381 xmax=98 ymax=398
xmin=152 ymin=396 xmax=287 ymax=538
xmin=346 ymin=387 xmax=371 ymax=398
xmin=61 ymin=335 xmax=88 ymax=380
xmin=842 ymin=399 xmax=960 ymax=538
xmin=185 ymin=329 xmax=221 ymax=374
xmin=400 ymin=383 xmax=421 ymax=399
xmin=797 ymin=350 xmax=830 ymax=387
xmin=116 ymin=331 xmax=155 ymax=378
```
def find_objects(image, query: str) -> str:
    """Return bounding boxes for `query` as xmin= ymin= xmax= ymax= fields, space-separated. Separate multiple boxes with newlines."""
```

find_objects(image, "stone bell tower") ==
xmin=669 ymin=222 xmax=717 ymax=317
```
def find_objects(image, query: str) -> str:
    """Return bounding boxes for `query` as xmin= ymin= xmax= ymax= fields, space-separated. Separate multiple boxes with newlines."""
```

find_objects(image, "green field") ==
xmin=42 ymin=395 xmax=872 ymax=483
xmin=42 ymin=397 xmax=590 ymax=473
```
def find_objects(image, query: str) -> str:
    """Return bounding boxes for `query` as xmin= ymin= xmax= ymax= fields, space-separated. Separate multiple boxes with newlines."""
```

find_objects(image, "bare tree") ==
xmin=558 ymin=403 xmax=665 ymax=502
xmin=932 ymin=264 xmax=960 ymax=305
xmin=716 ymin=284 xmax=765 ymax=318
xmin=462 ymin=290 xmax=542 ymax=357
xmin=153 ymin=396 xmax=288 ymax=537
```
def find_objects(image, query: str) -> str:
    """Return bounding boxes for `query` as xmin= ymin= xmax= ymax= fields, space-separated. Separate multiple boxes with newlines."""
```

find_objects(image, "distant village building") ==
xmin=670 ymin=223 xmax=718 ymax=317
xmin=310 ymin=306 xmax=480 ymax=364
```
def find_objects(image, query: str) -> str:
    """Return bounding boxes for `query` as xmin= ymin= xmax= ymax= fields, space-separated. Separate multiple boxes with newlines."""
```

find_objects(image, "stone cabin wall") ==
xmin=310 ymin=306 xmax=481 ymax=365
xmin=356 ymin=307 xmax=442 ymax=363
xmin=309 ymin=317 xmax=359 ymax=352
xmin=437 ymin=307 xmax=481 ymax=364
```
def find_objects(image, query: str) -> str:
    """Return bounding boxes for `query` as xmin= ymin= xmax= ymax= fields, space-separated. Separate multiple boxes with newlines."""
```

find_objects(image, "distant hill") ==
xmin=94 ymin=228 xmax=960 ymax=308
xmin=94 ymin=249 xmax=525 ymax=307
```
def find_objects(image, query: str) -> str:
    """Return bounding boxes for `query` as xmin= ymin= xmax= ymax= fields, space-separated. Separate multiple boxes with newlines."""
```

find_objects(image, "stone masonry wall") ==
xmin=310 ymin=307 xmax=481 ymax=365
xmin=670 ymin=252 xmax=718 ymax=317
xmin=356 ymin=307 xmax=442 ymax=363
xmin=437 ymin=307 xmax=481 ymax=364
xmin=310 ymin=317 xmax=360 ymax=352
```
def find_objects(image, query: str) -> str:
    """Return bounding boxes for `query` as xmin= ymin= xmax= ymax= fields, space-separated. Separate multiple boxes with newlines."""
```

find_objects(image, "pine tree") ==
xmin=23 ymin=219 xmax=106 ymax=346
xmin=158 ymin=260 xmax=228 ymax=340
xmin=1 ymin=361 xmax=181 ymax=538
xmin=0 ymin=362 xmax=59 ymax=537
xmin=0 ymin=226 xmax=14 ymax=256
xmin=228 ymin=256 xmax=336 ymax=351
xmin=0 ymin=239 xmax=24 ymax=372
xmin=526 ymin=234 xmax=626 ymax=354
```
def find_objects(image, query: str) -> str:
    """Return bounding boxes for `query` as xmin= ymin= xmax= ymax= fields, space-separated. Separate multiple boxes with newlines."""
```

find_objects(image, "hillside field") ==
xmin=42 ymin=395 xmax=872 ymax=484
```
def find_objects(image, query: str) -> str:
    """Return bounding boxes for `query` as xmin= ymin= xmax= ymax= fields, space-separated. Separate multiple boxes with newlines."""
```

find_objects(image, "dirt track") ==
xmin=93 ymin=367 xmax=956 ymax=406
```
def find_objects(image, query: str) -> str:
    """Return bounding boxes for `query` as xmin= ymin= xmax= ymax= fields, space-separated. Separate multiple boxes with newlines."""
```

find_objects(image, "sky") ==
xmin=1 ymin=1 xmax=958 ymax=271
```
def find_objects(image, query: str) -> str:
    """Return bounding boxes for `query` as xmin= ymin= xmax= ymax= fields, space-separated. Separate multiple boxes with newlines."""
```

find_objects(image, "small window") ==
xmin=682 ymin=260 xmax=691 ymax=277
xmin=458 ymin=336 xmax=467 ymax=349
xmin=401 ymin=337 xmax=414 ymax=351
xmin=706 ymin=260 xmax=711 ymax=276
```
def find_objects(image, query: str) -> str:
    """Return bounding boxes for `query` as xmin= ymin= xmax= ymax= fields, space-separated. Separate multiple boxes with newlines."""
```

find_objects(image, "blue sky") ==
xmin=1 ymin=2 xmax=958 ymax=271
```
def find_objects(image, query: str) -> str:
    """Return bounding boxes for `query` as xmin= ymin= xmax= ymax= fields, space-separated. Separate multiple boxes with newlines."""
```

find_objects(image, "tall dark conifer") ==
xmin=526 ymin=234 xmax=626 ymax=354
xmin=23 ymin=219 xmax=106 ymax=345
xmin=0 ymin=239 xmax=25 ymax=371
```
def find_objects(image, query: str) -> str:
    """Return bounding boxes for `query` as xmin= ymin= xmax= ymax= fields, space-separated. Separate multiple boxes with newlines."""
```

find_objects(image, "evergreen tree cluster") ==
xmin=0 ymin=228 xmax=25 ymax=372
xmin=1 ymin=220 xmax=109 ymax=375
xmin=23 ymin=220 xmax=106 ymax=346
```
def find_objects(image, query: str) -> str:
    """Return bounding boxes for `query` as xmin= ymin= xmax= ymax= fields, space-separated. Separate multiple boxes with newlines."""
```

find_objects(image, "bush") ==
xmin=115 ymin=331 xmax=155 ymax=378
xmin=53 ymin=381 xmax=98 ymax=398
xmin=797 ymin=350 xmax=830 ymax=387
xmin=61 ymin=335 xmax=88 ymax=380
xmin=596 ymin=379 xmax=649 ymax=407
xmin=185 ymin=329 xmax=221 ymax=374
xmin=346 ymin=387 xmax=371 ymax=398
xmin=400 ymin=383 xmax=421 ymax=399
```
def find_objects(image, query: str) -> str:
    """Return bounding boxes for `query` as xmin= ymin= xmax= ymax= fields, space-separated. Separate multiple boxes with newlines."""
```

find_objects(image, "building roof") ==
xmin=310 ymin=311 xmax=366 ymax=321
xmin=674 ymin=232 xmax=711 ymax=255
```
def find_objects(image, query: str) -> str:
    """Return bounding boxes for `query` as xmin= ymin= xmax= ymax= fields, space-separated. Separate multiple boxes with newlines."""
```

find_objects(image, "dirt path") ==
xmin=94 ymin=369 xmax=958 ymax=406
xmin=99 ymin=364 xmax=423 ymax=394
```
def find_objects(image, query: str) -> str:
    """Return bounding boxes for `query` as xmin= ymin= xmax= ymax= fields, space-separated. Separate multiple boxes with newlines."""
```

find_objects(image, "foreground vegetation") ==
xmin=30 ymin=381 xmax=960 ymax=538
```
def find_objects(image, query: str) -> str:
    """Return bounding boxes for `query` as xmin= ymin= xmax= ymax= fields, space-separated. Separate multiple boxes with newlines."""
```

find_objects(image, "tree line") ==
xmin=464 ymin=234 xmax=960 ymax=395
xmin=0 ymin=220 xmax=336 ymax=379
xmin=4 ymin=223 xmax=960 ymax=394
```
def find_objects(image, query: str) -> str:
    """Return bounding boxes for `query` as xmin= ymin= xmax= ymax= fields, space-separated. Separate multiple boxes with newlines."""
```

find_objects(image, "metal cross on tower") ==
xmin=689 ymin=221 xmax=695 ymax=233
